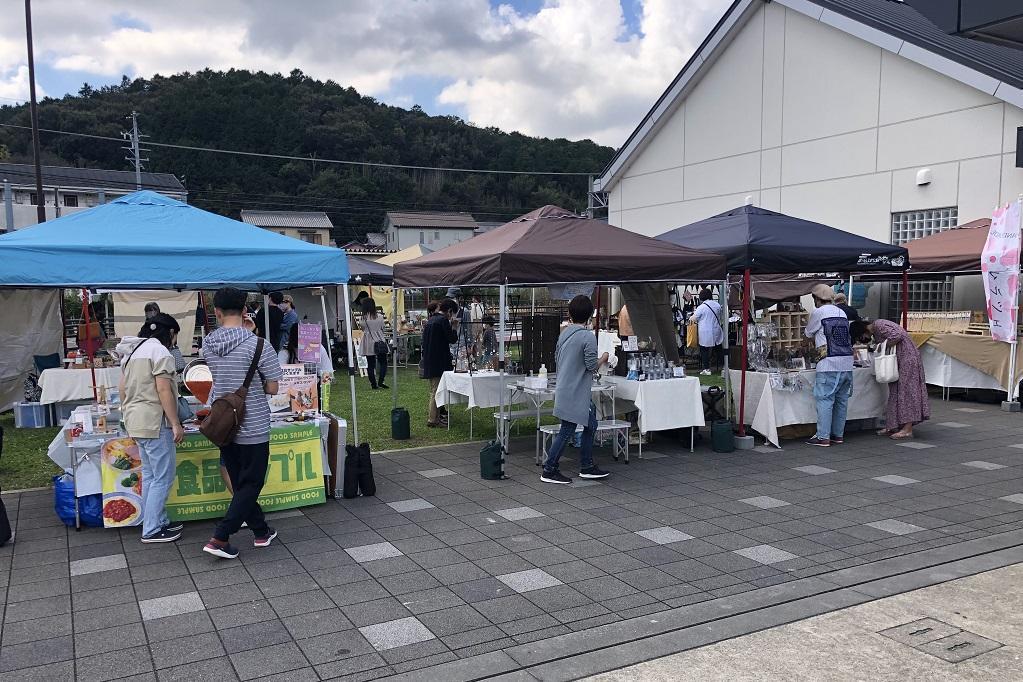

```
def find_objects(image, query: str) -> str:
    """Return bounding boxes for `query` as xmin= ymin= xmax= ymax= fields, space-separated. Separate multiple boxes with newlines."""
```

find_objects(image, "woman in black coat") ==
xmin=421 ymin=299 xmax=459 ymax=427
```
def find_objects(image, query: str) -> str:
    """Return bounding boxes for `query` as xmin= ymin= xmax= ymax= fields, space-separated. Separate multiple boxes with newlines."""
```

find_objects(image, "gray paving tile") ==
xmin=894 ymin=441 xmax=935 ymax=449
xmin=494 ymin=506 xmax=546 ymax=521
xmin=1000 ymin=494 xmax=1023 ymax=505
xmin=295 ymin=627 xmax=376 ymax=664
xmin=71 ymin=553 xmax=128 ymax=577
xmin=739 ymin=496 xmax=791 ymax=509
xmin=341 ymin=596 xmax=414 ymax=627
xmin=229 ymin=641 xmax=310 ymax=680
xmin=143 ymin=609 xmax=215 ymax=643
xmin=634 ymin=526 xmax=694 ymax=545
xmin=792 ymin=465 xmax=837 ymax=475
xmin=345 ymin=541 xmax=404 ymax=563
xmin=74 ymin=622 xmax=147 ymax=657
xmin=873 ymin=475 xmax=921 ymax=485
xmin=0 ymin=660 xmax=74 ymax=681
xmin=733 ymin=544 xmax=800 ymax=565
xmin=282 ymin=607 xmax=354 ymax=640
xmin=418 ymin=468 xmax=457 ymax=478
xmin=417 ymin=604 xmax=492 ymax=637
xmin=157 ymin=656 xmax=236 ymax=682
xmin=1 ymin=613 xmax=72 ymax=645
xmin=219 ymin=618 xmax=295 ymax=654
xmin=387 ymin=498 xmax=436 ymax=513
xmin=953 ymin=407 xmax=984 ymax=413
xmin=359 ymin=616 xmax=436 ymax=651
xmin=961 ymin=460 xmax=1008 ymax=470
xmin=0 ymin=635 xmax=73 ymax=673
xmin=866 ymin=519 xmax=926 ymax=535
xmin=76 ymin=644 xmax=153 ymax=682
xmin=138 ymin=590 xmax=205 ymax=621
xmin=149 ymin=631 xmax=225 ymax=669
xmin=935 ymin=421 xmax=970 ymax=428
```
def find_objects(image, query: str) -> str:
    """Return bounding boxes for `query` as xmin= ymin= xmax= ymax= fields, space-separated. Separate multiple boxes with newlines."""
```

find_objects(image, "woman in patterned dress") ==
xmin=851 ymin=319 xmax=930 ymax=439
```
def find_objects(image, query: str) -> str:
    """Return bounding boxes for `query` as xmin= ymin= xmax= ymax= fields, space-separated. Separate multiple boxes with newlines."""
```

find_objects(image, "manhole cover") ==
xmin=879 ymin=618 xmax=1003 ymax=663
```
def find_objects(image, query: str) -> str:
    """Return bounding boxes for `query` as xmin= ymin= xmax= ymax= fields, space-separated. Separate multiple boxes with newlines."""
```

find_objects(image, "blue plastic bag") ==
xmin=53 ymin=475 xmax=103 ymax=527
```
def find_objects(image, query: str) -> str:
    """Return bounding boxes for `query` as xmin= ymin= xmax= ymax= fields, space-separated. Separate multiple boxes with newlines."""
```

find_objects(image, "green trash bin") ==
xmin=391 ymin=407 xmax=411 ymax=440
xmin=711 ymin=419 xmax=735 ymax=453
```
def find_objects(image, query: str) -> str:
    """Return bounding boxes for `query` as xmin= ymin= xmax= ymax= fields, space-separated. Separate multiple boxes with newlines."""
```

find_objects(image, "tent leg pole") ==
xmin=82 ymin=289 xmax=97 ymax=401
xmin=263 ymin=294 xmax=271 ymax=348
xmin=342 ymin=283 xmax=359 ymax=444
xmin=720 ymin=279 xmax=730 ymax=421
xmin=392 ymin=288 xmax=399 ymax=409
xmin=901 ymin=270 xmax=909 ymax=330
xmin=319 ymin=291 xmax=332 ymax=365
xmin=498 ymin=283 xmax=507 ymax=451
xmin=738 ymin=269 xmax=750 ymax=438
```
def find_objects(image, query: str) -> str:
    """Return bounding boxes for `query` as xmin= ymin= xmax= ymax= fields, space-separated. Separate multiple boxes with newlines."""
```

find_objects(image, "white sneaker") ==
xmin=700 ymin=369 xmax=712 ymax=376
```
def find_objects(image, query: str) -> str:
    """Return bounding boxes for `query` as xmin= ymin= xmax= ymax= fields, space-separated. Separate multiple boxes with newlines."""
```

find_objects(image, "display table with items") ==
xmin=603 ymin=375 xmax=704 ymax=452
xmin=729 ymin=367 xmax=885 ymax=448
xmin=913 ymin=333 xmax=1023 ymax=398
xmin=39 ymin=366 xmax=122 ymax=404
xmin=47 ymin=404 xmax=341 ymax=529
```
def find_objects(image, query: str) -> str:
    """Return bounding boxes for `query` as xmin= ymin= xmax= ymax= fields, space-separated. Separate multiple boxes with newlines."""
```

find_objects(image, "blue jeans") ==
xmin=545 ymin=403 xmax=597 ymax=474
xmin=137 ymin=425 xmax=176 ymax=538
xmin=814 ymin=371 xmax=853 ymax=441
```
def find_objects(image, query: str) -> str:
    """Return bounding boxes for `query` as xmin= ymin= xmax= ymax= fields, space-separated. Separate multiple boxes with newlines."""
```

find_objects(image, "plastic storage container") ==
xmin=13 ymin=402 xmax=53 ymax=429
xmin=711 ymin=419 xmax=735 ymax=453
xmin=54 ymin=400 xmax=92 ymax=425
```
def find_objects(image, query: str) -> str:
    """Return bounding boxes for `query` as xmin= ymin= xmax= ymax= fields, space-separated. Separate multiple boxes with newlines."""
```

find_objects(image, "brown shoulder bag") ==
xmin=200 ymin=337 xmax=264 ymax=447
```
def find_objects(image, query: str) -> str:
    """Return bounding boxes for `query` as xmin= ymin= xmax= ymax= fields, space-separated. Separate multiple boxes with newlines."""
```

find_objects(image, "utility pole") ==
xmin=122 ymin=111 xmax=149 ymax=190
xmin=24 ymin=0 xmax=46 ymax=223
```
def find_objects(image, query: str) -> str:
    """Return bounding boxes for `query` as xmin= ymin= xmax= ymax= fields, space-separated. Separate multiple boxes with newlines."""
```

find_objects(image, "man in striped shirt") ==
xmin=202 ymin=287 xmax=284 ymax=559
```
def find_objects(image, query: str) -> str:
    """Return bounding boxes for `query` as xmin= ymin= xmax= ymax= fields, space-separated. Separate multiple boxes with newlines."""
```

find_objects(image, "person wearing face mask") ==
xmin=421 ymin=298 xmax=460 ymax=427
xmin=116 ymin=313 xmax=186 ymax=544
xmin=279 ymin=294 xmax=299 ymax=350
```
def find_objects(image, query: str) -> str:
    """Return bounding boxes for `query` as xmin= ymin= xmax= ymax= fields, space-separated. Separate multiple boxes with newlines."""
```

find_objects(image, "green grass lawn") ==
xmin=0 ymin=367 xmax=727 ymax=491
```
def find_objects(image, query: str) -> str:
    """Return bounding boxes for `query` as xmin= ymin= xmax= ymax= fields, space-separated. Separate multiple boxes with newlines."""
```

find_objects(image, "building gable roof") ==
xmin=385 ymin=211 xmax=478 ymax=230
xmin=596 ymin=0 xmax=1023 ymax=193
xmin=239 ymin=210 xmax=333 ymax=229
xmin=0 ymin=162 xmax=185 ymax=193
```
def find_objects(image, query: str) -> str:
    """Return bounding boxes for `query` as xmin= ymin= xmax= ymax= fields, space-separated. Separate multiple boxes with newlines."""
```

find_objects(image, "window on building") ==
xmin=434 ymin=231 xmax=440 ymax=240
xmin=64 ymin=195 xmax=78 ymax=207
xmin=419 ymin=231 xmax=425 ymax=244
xmin=300 ymin=232 xmax=322 ymax=245
xmin=29 ymin=193 xmax=38 ymax=206
xmin=888 ymin=207 xmax=959 ymax=315
xmin=890 ymin=207 xmax=958 ymax=245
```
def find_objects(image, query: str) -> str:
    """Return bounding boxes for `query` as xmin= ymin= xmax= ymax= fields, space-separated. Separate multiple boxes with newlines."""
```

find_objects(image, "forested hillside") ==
xmin=0 ymin=69 xmax=614 ymax=240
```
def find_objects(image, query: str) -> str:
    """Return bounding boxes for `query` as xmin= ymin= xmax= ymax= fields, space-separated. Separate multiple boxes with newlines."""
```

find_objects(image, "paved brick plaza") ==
xmin=2 ymin=399 xmax=1022 ymax=681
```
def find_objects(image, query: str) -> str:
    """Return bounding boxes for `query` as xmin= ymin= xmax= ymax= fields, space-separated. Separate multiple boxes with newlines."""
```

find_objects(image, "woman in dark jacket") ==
xmin=421 ymin=299 xmax=459 ymax=427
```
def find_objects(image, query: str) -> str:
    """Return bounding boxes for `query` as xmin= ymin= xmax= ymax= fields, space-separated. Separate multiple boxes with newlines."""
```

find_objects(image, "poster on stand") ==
xmin=99 ymin=438 xmax=144 ymax=528
xmin=982 ymin=200 xmax=1022 ymax=342
xmin=268 ymin=374 xmax=319 ymax=414
xmin=297 ymin=323 xmax=322 ymax=362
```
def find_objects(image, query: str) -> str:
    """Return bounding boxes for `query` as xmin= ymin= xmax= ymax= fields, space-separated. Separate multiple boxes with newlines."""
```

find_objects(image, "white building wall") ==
xmin=609 ymin=2 xmax=1023 ymax=315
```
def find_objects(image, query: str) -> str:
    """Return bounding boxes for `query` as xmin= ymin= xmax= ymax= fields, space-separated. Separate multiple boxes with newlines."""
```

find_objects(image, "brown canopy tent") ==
xmin=393 ymin=205 xmax=726 ymax=287
xmin=907 ymin=218 xmax=989 ymax=274
xmin=392 ymin=205 xmax=728 ymax=446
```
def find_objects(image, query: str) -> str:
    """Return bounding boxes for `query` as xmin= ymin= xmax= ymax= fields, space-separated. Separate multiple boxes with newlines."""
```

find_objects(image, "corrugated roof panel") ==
xmin=239 ymin=210 xmax=334 ymax=228
xmin=385 ymin=211 xmax=478 ymax=229
xmin=0 ymin=162 xmax=185 ymax=192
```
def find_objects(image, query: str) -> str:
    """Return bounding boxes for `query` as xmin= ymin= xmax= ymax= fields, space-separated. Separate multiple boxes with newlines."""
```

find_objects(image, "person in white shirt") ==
xmin=691 ymin=289 xmax=723 ymax=375
xmin=803 ymin=284 xmax=854 ymax=447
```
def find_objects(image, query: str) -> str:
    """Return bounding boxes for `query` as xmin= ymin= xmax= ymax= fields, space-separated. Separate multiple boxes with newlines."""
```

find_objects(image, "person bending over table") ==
xmin=850 ymin=318 xmax=930 ymax=440
xmin=541 ymin=295 xmax=610 ymax=485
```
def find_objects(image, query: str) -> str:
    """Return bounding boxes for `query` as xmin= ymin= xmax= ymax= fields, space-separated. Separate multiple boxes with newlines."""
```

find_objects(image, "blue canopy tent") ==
xmin=0 ymin=190 xmax=363 ymax=444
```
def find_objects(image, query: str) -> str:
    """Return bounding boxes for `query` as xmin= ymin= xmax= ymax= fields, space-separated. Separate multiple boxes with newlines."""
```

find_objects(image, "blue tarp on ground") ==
xmin=0 ymin=191 xmax=349 ymax=291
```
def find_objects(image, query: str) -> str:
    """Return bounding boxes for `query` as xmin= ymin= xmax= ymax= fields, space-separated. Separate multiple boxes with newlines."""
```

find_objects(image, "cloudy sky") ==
xmin=0 ymin=0 xmax=729 ymax=147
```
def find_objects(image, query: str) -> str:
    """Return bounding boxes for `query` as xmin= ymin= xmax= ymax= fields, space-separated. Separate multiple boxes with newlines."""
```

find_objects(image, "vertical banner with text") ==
xmin=982 ymin=200 xmax=1022 ymax=343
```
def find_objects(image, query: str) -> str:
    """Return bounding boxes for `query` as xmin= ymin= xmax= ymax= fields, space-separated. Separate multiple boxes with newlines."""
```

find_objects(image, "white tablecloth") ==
xmin=920 ymin=344 xmax=1004 ymax=392
xmin=604 ymin=376 xmax=705 ymax=433
xmin=435 ymin=371 xmax=524 ymax=409
xmin=730 ymin=367 xmax=886 ymax=448
xmin=39 ymin=367 xmax=121 ymax=404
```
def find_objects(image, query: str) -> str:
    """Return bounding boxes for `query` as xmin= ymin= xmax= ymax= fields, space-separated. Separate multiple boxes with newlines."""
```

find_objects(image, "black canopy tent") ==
xmin=657 ymin=204 xmax=911 ymax=441
xmin=347 ymin=255 xmax=393 ymax=286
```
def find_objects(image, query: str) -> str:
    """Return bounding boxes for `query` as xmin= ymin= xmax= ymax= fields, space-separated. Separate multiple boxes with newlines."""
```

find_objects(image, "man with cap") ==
xmin=804 ymin=284 xmax=853 ymax=447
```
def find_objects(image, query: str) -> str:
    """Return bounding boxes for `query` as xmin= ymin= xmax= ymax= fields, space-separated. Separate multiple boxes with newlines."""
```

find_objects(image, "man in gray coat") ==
xmin=542 ymin=295 xmax=611 ymax=484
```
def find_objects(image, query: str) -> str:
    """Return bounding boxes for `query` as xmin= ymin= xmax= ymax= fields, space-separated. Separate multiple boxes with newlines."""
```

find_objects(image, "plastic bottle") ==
xmin=538 ymin=364 xmax=548 ymax=381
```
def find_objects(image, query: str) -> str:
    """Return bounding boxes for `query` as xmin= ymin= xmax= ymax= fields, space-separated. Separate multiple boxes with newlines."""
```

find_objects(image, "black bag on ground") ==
xmin=342 ymin=443 xmax=376 ymax=498
xmin=480 ymin=440 xmax=506 ymax=480
xmin=0 ymin=426 xmax=12 ymax=546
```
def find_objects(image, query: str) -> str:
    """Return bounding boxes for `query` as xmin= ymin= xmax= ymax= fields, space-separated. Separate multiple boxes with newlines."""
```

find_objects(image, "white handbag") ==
xmin=873 ymin=340 xmax=899 ymax=384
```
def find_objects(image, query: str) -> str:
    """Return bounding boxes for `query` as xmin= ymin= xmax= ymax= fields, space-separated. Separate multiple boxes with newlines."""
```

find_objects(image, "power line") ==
xmin=0 ymin=122 xmax=597 ymax=177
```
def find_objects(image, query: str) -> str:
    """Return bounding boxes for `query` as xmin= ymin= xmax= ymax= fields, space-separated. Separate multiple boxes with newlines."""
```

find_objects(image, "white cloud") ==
xmin=0 ymin=0 xmax=731 ymax=146
xmin=0 ymin=65 xmax=42 ymax=104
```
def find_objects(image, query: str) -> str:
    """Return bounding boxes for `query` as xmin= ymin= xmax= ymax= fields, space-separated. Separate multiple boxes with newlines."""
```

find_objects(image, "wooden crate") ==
xmin=764 ymin=311 xmax=808 ymax=349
